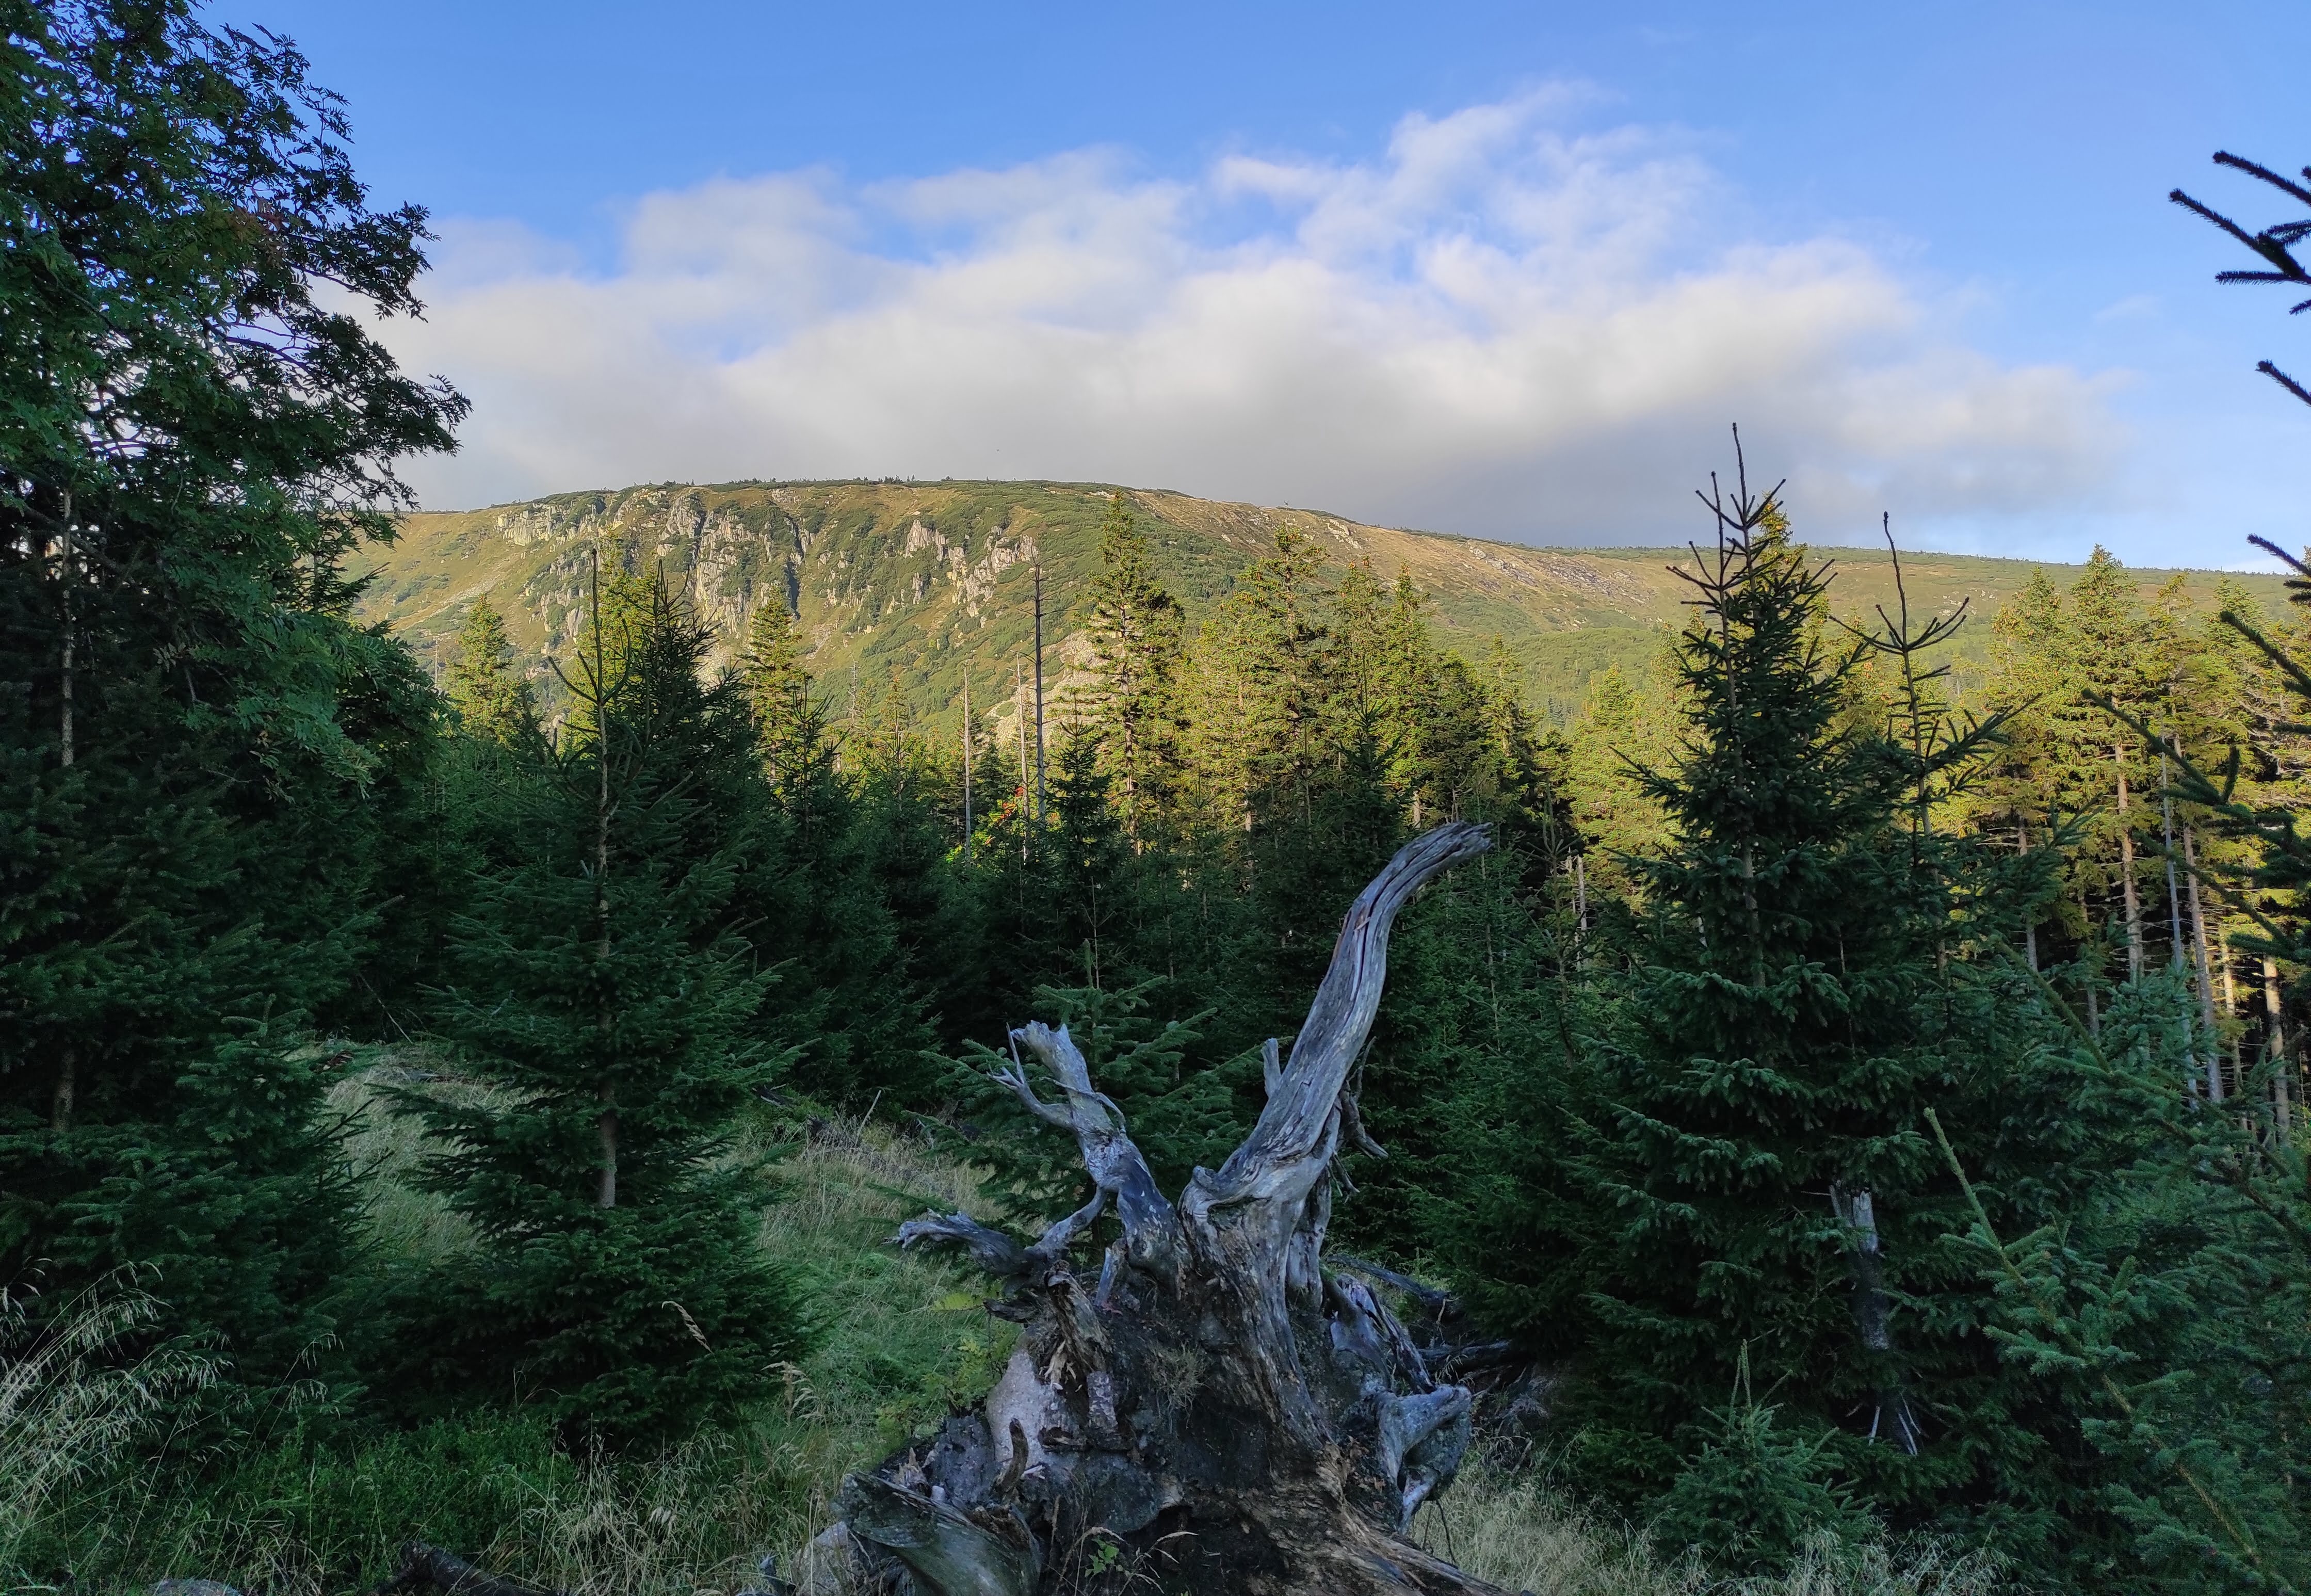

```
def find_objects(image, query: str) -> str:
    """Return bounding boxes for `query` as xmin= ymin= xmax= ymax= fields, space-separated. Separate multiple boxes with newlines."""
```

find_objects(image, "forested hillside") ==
xmin=8 ymin=7 xmax=2311 ymax=1596
xmin=354 ymin=479 xmax=2284 ymax=728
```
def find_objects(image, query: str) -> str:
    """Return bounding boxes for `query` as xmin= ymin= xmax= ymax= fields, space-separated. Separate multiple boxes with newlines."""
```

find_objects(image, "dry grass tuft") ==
xmin=1414 ymin=1463 xmax=1703 ymax=1596
xmin=1418 ymin=1462 xmax=2006 ymax=1596
xmin=1 ymin=1275 xmax=215 ymax=1581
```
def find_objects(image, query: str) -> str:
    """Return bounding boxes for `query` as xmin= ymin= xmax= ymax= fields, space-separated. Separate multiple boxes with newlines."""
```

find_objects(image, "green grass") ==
xmin=5 ymin=1065 xmax=1015 ymax=1595
xmin=8 ymin=1059 xmax=2000 ymax=1595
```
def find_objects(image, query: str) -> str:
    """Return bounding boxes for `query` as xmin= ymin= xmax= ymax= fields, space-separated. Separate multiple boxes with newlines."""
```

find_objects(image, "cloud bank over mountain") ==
xmin=386 ymin=90 xmax=2126 ymax=547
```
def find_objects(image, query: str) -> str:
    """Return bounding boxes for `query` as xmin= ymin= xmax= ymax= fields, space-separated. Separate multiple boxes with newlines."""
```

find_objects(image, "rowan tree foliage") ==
xmin=0 ymin=0 xmax=462 ymax=1372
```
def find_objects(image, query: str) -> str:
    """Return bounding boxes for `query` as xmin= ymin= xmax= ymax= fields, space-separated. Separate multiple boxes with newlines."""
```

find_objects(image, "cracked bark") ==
xmin=841 ymin=823 xmax=1507 ymax=1595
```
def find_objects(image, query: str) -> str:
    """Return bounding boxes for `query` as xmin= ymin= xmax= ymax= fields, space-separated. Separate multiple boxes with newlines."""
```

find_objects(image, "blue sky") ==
xmin=228 ymin=1 xmax=2310 ymax=564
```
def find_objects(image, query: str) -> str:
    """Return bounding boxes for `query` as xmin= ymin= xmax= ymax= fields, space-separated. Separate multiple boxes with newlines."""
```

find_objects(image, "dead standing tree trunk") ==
xmin=834 ymin=823 xmax=1508 ymax=1596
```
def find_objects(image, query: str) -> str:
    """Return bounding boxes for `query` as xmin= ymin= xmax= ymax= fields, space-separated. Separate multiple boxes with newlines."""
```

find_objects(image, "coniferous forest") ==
xmin=5 ymin=7 xmax=2311 ymax=1595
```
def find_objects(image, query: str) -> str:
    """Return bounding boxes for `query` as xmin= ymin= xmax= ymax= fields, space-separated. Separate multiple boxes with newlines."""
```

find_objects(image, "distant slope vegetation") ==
xmin=358 ymin=479 xmax=2282 ymax=731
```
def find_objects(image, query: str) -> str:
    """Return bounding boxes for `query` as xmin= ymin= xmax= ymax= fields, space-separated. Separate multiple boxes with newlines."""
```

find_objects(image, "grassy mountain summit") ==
xmin=357 ymin=479 xmax=2280 ymax=730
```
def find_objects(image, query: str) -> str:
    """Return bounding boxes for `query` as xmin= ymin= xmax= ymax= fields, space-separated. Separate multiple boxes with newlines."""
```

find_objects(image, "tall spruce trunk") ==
xmin=2268 ymin=958 xmax=2292 ymax=1126
xmin=2115 ymin=744 xmax=2143 ymax=979
xmin=51 ymin=496 xmax=76 ymax=1135
xmin=832 ymin=824 xmax=1507 ymax=1596
xmin=2184 ymin=827 xmax=2222 ymax=1101
xmin=591 ymin=550 xmax=620 ymax=1210
xmin=2018 ymin=824 xmax=2038 ymax=972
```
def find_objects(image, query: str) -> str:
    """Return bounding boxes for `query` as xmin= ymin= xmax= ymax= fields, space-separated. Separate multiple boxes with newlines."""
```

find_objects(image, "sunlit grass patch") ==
xmin=10 ymin=1093 xmax=1014 ymax=1595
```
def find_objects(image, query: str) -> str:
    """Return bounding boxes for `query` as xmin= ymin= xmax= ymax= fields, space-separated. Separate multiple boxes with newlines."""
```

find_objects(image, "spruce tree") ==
xmin=739 ymin=595 xmax=815 ymax=792
xmin=1343 ymin=827 xmax=1581 ymax=1268
xmin=1043 ymin=733 xmax=1133 ymax=991
xmin=1534 ymin=461 xmax=2062 ymax=1548
xmin=1970 ymin=146 xmax=2311 ymax=1585
xmin=730 ymin=601 xmax=935 ymax=1105
xmin=2048 ymin=533 xmax=2311 ymax=1592
xmin=2191 ymin=581 xmax=2305 ymax=1102
xmin=1334 ymin=563 xmax=1455 ymax=822
xmin=1194 ymin=527 xmax=1335 ymax=834
xmin=1967 ymin=568 xmax=2072 ymax=968
xmin=1928 ymin=970 xmax=2311 ymax=1592
xmin=444 ymin=597 xmax=537 ymax=746
xmin=2064 ymin=551 xmax=2159 ymax=980
xmin=1081 ymin=493 xmax=1187 ymax=843
xmin=1481 ymin=634 xmax=1574 ymax=853
xmin=401 ymin=563 xmax=807 ymax=1445
xmin=1564 ymin=658 xmax=1679 ymax=918
xmin=848 ymin=668 xmax=981 ymax=1057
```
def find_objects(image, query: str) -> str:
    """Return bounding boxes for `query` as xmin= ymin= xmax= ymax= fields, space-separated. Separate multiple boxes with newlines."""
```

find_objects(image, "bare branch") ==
xmin=2262 ymin=360 xmax=2311 ymax=409
xmin=1329 ymin=1272 xmax=1432 ymax=1393
xmin=839 ymin=1473 xmax=1038 ymax=1596
xmin=895 ymin=1213 xmax=1032 ymax=1279
xmin=2212 ymin=150 xmax=2311 ymax=212
xmin=1340 ymin=1088 xmax=1388 ymax=1159
xmin=987 ymin=1036 xmax=1074 ymax=1131
xmin=1010 ymin=1021 xmax=1177 ymax=1262
xmin=1379 ymin=1386 xmax=1474 ymax=1530
xmin=370 ymin=1542 xmax=560 ymax=1596
xmin=1029 ymin=1187 xmax=1108 ymax=1262
xmin=1188 ymin=821 xmax=1493 ymax=1222
xmin=846 ymin=825 xmax=1515 ymax=1595
xmin=1332 ymin=1255 xmax=1450 ymax=1316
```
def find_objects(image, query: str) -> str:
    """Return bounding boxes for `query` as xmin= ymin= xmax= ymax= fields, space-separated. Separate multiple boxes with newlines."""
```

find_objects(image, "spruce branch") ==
xmin=1924 ymin=1108 xmax=2282 ymax=1586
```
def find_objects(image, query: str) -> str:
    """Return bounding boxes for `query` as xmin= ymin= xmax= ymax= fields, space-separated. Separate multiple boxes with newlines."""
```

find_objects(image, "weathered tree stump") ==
xmin=834 ymin=823 xmax=1511 ymax=1596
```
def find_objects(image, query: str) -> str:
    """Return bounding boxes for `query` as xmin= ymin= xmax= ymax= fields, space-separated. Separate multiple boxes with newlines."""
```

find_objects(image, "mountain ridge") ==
xmin=355 ymin=479 xmax=2288 ymax=730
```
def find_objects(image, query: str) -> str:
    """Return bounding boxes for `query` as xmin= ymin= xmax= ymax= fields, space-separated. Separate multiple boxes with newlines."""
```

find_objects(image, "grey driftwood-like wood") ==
xmin=366 ymin=1542 xmax=567 ymax=1596
xmin=838 ymin=822 xmax=1511 ymax=1595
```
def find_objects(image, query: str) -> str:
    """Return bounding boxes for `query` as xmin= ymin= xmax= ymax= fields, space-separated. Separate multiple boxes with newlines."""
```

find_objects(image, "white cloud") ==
xmin=383 ymin=89 xmax=2127 ymax=545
